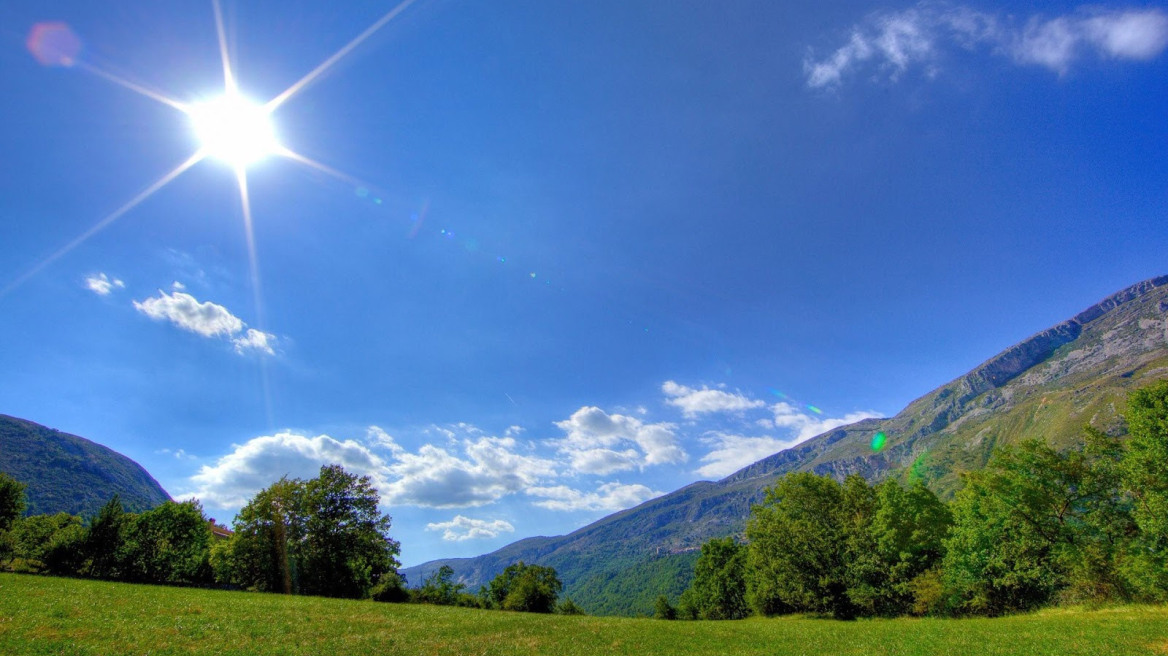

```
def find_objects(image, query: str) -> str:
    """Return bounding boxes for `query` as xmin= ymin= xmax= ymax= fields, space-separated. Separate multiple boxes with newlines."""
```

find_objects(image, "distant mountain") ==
xmin=0 ymin=415 xmax=171 ymax=518
xmin=403 ymin=275 xmax=1168 ymax=616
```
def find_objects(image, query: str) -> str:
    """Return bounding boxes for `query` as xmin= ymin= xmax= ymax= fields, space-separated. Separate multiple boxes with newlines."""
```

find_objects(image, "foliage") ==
xmin=5 ymin=512 xmax=85 ymax=575
xmin=121 ymin=500 xmax=213 ymax=585
xmin=942 ymin=433 xmax=1131 ymax=615
xmin=4 ymin=573 xmax=1168 ymax=656
xmin=745 ymin=472 xmax=853 ymax=618
xmin=215 ymin=466 xmax=401 ymax=599
xmin=653 ymin=594 xmax=676 ymax=620
xmin=0 ymin=472 xmax=26 ymax=531
xmin=682 ymin=537 xmax=749 ymax=620
xmin=556 ymin=597 xmax=585 ymax=615
xmin=370 ymin=571 xmax=409 ymax=603
xmin=80 ymin=495 xmax=129 ymax=579
xmin=487 ymin=561 xmax=562 ymax=613
xmin=848 ymin=480 xmax=952 ymax=616
xmin=413 ymin=565 xmax=466 ymax=606
xmin=1119 ymin=380 xmax=1168 ymax=600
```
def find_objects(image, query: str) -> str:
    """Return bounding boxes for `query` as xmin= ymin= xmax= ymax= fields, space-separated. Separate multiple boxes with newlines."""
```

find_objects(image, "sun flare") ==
xmin=187 ymin=92 xmax=279 ymax=167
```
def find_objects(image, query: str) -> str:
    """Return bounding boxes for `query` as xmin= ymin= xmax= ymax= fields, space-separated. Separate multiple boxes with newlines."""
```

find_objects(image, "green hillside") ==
xmin=404 ymin=275 xmax=1168 ymax=616
xmin=0 ymin=415 xmax=170 ymax=517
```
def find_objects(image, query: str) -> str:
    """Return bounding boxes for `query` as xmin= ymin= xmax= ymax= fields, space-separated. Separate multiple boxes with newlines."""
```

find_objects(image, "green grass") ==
xmin=2 ymin=574 xmax=1167 ymax=656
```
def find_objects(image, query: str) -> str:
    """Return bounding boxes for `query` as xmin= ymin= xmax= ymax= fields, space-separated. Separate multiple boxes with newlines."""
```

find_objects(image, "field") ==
xmin=2 ymin=574 xmax=1167 ymax=656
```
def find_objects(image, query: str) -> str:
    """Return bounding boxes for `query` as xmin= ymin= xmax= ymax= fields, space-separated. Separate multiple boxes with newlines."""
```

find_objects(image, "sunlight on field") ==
xmin=2 ymin=574 xmax=1168 ymax=656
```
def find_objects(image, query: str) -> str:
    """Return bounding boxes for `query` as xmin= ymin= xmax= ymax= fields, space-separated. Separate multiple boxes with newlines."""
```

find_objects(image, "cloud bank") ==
xmin=133 ymin=289 xmax=276 ymax=355
xmin=806 ymin=4 xmax=1168 ymax=87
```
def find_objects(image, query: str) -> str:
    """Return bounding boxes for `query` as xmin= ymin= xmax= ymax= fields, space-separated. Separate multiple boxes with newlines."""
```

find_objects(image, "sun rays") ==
xmin=2 ymin=0 xmax=416 ymax=301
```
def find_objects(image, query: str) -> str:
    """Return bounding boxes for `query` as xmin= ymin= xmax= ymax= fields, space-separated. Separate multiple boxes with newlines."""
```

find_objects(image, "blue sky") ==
xmin=1 ymin=0 xmax=1165 ymax=567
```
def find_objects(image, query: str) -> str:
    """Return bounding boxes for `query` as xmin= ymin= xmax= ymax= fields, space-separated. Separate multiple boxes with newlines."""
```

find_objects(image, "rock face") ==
xmin=0 ymin=415 xmax=171 ymax=517
xmin=403 ymin=276 xmax=1168 ymax=616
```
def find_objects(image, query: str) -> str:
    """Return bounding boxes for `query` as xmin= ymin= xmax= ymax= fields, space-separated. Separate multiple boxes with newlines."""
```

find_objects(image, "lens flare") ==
xmin=26 ymin=22 xmax=82 ymax=67
xmin=870 ymin=431 xmax=887 ymax=451
xmin=188 ymin=93 xmax=279 ymax=167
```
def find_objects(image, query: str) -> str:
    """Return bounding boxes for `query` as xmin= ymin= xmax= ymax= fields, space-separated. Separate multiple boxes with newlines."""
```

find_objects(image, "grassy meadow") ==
xmin=2 ymin=573 xmax=1167 ymax=656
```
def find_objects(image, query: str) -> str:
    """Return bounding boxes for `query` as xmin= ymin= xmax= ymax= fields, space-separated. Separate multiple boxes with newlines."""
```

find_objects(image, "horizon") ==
xmin=1 ymin=0 xmax=1165 ymax=567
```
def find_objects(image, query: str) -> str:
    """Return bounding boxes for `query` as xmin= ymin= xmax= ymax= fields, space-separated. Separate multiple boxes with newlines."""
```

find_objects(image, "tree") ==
xmin=653 ymin=594 xmax=677 ymax=620
xmin=0 ymin=473 xmax=26 ymax=532
xmin=848 ymin=480 xmax=952 ymax=616
xmin=685 ymin=537 xmax=749 ymax=620
xmin=214 ymin=477 xmax=304 ymax=593
xmin=122 ymin=500 xmax=213 ymax=585
xmin=215 ymin=466 xmax=400 ymax=599
xmin=415 ymin=565 xmax=465 ymax=605
xmin=298 ymin=465 xmax=400 ymax=598
xmin=1120 ymin=381 xmax=1168 ymax=600
xmin=487 ymin=561 xmax=562 ymax=613
xmin=746 ymin=473 xmax=855 ymax=618
xmin=81 ymin=495 xmax=129 ymax=580
xmin=6 ymin=513 xmax=85 ymax=575
xmin=556 ymin=597 xmax=585 ymax=615
xmin=942 ymin=434 xmax=1129 ymax=615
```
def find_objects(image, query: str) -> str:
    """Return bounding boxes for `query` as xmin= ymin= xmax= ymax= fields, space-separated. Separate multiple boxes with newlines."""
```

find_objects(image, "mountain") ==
xmin=0 ymin=415 xmax=171 ymax=518
xmin=402 ymin=275 xmax=1168 ymax=616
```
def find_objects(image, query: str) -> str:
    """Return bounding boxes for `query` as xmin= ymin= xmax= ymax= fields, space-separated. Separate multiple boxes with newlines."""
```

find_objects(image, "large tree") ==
xmin=683 ymin=537 xmax=749 ymax=620
xmin=486 ymin=561 xmax=562 ymax=613
xmin=1120 ymin=380 xmax=1168 ymax=600
xmin=943 ymin=433 xmax=1129 ymax=615
xmin=215 ymin=465 xmax=400 ymax=599
xmin=746 ymin=472 xmax=858 ymax=618
xmin=0 ymin=472 xmax=26 ymax=532
xmin=122 ymin=500 xmax=214 ymax=585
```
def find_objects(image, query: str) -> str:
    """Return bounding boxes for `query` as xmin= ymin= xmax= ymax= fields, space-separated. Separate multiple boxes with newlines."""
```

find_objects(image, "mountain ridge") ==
xmin=403 ymin=275 xmax=1168 ymax=615
xmin=0 ymin=414 xmax=171 ymax=518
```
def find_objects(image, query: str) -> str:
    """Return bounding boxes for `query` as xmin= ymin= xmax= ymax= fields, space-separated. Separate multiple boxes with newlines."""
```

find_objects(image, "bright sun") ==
xmin=187 ymin=92 xmax=279 ymax=167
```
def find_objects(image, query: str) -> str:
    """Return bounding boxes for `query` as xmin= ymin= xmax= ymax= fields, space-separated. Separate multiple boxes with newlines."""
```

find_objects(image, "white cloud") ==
xmin=806 ymin=4 xmax=1168 ymax=87
xmin=527 ymin=481 xmax=661 ymax=512
xmin=232 ymin=328 xmax=276 ymax=356
xmin=771 ymin=402 xmax=882 ymax=443
xmin=555 ymin=406 xmax=687 ymax=474
xmin=661 ymin=381 xmax=766 ymax=417
xmin=425 ymin=515 xmax=515 ymax=541
xmin=155 ymin=447 xmax=197 ymax=461
xmin=85 ymin=273 xmax=125 ymax=296
xmin=380 ymin=435 xmax=558 ymax=508
xmin=695 ymin=433 xmax=799 ymax=479
xmin=187 ymin=432 xmax=390 ymax=508
xmin=187 ymin=428 xmax=559 ymax=511
xmin=133 ymin=289 xmax=276 ymax=356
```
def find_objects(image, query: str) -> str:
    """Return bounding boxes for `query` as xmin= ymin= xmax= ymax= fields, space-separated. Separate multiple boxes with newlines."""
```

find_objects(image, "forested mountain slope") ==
xmin=406 ymin=276 xmax=1168 ymax=615
xmin=0 ymin=415 xmax=170 ymax=517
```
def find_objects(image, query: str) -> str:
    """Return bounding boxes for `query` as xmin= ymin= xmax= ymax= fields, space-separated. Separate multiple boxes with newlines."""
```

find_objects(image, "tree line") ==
xmin=0 ymin=463 xmax=575 ymax=614
xmin=658 ymin=381 xmax=1168 ymax=620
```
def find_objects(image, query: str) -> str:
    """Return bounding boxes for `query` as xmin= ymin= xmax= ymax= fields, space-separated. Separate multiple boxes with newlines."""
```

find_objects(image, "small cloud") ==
xmin=172 ymin=281 xmax=186 ymax=291
xmin=85 ymin=273 xmax=125 ymax=296
xmin=661 ymin=381 xmax=765 ymax=417
xmin=133 ymin=289 xmax=276 ymax=356
xmin=527 ymin=481 xmax=661 ymax=512
xmin=155 ymin=447 xmax=197 ymax=461
xmin=232 ymin=328 xmax=276 ymax=356
xmin=806 ymin=4 xmax=1168 ymax=87
xmin=425 ymin=515 xmax=515 ymax=541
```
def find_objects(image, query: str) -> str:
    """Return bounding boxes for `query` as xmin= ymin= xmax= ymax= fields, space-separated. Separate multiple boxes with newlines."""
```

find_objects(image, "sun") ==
xmin=188 ymin=92 xmax=279 ymax=167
